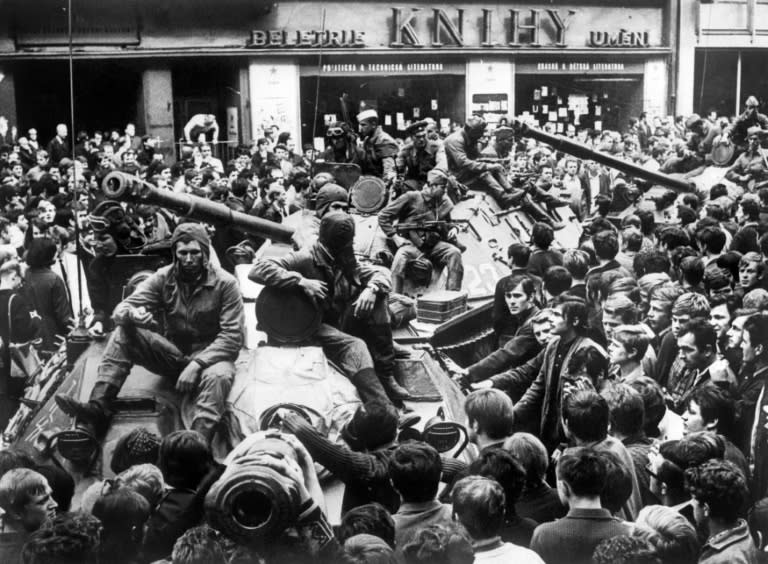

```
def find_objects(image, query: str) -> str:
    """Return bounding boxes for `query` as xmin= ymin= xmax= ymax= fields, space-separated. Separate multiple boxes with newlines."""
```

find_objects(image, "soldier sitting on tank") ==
xmin=249 ymin=212 xmax=411 ymax=405
xmin=56 ymin=223 xmax=244 ymax=444
xmin=378 ymin=168 xmax=463 ymax=294
xmin=357 ymin=110 xmax=398 ymax=184
xmin=725 ymin=126 xmax=768 ymax=190
xmin=723 ymin=95 xmax=768 ymax=152
xmin=320 ymin=121 xmax=361 ymax=166
xmin=444 ymin=116 xmax=515 ymax=207
xmin=660 ymin=114 xmax=722 ymax=175
xmin=396 ymin=120 xmax=446 ymax=187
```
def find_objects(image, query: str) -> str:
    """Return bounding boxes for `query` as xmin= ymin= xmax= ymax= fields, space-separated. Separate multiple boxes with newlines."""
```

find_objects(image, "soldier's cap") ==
xmin=746 ymin=96 xmax=760 ymax=109
xmin=406 ymin=120 xmax=431 ymax=136
xmin=685 ymin=114 xmax=703 ymax=129
xmin=427 ymin=168 xmax=449 ymax=186
xmin=357 ymin=109 xmax=378 ymax=123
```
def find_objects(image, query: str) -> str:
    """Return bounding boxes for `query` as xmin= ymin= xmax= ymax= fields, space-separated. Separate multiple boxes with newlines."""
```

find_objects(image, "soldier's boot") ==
xmin=55 ymin=382 xmax=119 ymax=435
xmin=380 ymin=373 xmax=411 ymax=401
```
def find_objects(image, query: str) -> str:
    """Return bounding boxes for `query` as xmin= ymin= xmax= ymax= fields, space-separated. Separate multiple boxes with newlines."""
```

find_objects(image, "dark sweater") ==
xmin=530 ymin=507 xmax=632 ymax=564
xmin=283 ymin=412 xmax=400 ymax=514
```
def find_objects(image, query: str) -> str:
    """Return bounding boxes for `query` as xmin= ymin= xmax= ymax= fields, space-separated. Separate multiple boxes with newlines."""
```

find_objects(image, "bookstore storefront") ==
xmin=245 ymin=0 xmax=673 ymax=145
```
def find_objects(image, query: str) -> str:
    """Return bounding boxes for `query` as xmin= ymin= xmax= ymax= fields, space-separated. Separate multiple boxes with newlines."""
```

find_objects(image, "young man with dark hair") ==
xmin=674 ymin=319 xmax=736 ymax=412
xmin=389 ymin=442 xmax=452 ymax=547
xmin=527 ymin=223 xmax=563 ymax=278
xmin=530 ymin=448 xmax=632 ymax=564
xmin=472 ymin=274 xmax=543 ymax=384
xmin=685 ymin=460 xmax=756 ymax=564
xmin=655 ymin=292 xmax=711 ymax=389
xmin=510 ymin=299 xmax=605 ymax=452
xmin=561 ymin=391 xmax=642 ymax=521
xmin=453 ymin=476 xmax=544 ymax=564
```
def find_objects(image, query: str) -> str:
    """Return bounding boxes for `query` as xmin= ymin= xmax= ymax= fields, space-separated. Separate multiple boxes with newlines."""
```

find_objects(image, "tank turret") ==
xmin=102 ymin=171 xmax=296 ymax=246
xmin=512 ymin=120 xmax=693 ymax=193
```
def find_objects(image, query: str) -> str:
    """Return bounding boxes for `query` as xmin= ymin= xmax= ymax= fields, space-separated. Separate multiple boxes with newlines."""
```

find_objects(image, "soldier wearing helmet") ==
xmin=443 ymin=116 xmax=517 ymax=207
xmin=723 ymin=95 xmax=768 ymax=150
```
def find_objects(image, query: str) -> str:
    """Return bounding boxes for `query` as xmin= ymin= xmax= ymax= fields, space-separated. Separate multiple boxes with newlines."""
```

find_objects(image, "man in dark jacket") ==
xmin=280 ymin=399 xmax=401 ymax=514
xmin=23 ymin=237 xmax=72 ymax=352
xmin=56 ymin=223 xmax=244 ymax=443
xmin=507 ymin=298 xmax=605 ymax=452
xmin=463 ymin=274 xmax=542 ymax=386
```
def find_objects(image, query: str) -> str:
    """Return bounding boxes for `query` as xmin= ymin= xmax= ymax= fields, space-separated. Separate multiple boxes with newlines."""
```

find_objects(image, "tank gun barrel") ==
xmin=512 ymin=120 xmax=693 ymax=193
xmin=102 ymin=171 xmax=295 ymax=246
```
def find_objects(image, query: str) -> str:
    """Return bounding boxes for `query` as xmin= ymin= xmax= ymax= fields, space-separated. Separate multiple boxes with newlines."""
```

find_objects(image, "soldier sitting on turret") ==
xmin=725 ymin=126 xmax=768 ymax=190
xmin=378 ymin=169 xmax=463 ymax=294
xmin=250 ymin=212 xmax=411 ymax=404
xmin=723 ymin=95 xmax=768 ymax=152
xmin=444 ymin=116 xmax=515 ymax=207
xmin=57 ymin=223 xmax=245 ymax=445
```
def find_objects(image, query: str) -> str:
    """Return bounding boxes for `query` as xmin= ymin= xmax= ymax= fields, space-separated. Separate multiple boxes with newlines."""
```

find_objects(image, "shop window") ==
xmin=693 ymin=50 xmax=738 ymax=117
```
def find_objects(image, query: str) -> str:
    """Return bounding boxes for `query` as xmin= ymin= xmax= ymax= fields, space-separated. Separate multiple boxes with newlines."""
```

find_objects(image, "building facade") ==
xmin=0 ymin=0 xmax=674 ymax=156
xmin=677 ymin=0 xmax=768 ymax=118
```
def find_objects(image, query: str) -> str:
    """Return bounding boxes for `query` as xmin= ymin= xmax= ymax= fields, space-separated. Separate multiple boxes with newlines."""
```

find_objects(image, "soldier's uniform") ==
xmin=357 ymin=109 xmax=398 ymax=180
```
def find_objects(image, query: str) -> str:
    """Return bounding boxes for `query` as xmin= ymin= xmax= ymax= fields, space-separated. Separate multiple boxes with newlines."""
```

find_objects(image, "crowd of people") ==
xmin=0 ymin=96 xmax=768 ymax=564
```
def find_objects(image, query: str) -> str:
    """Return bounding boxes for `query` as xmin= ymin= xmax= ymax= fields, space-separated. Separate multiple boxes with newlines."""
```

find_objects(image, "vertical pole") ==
xmin=735 ymin=50 xmax=742 ymax=116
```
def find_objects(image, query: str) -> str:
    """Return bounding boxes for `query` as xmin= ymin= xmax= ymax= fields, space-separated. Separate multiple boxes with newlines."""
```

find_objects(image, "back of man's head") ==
xmin=685 ymin=460 xmax=748 ymax=524
xmin=563 ymin=390 xmax=610 ymax=443
xmin=464 ymin=389 xmax=514 ymax=441
xmin=601 ymin=383 xmax=645 ymax=438
xmin=544 ymin=266 xmax=572 ymax=297
xmin=507 ymin=243 xmax=531 ymax=268
xmin=171 ymin=525 xmax=226 ymax=564
xmin=389 ymin=442 xmax=442 ymax=503
xmin=593 ymin=230 xmax=620 ymax=261
xmin=531 ymin=223 xmax=555 ymax=250
xmin=342 ymin=400 xmax=399 ymax=451
xmin=338 ymin=503 xmax=395 ymax=549
xmin=157 ymin=430 xmax=212 ymax=491
xmin=452 ymin=476 xmax=506 ymax=541
xmin=556 ymin=447 xmax=607 ymax=498
xmin=21 ymin=512 xmax=102 ymax=564
xmin=468 ymin=447 xmax=527 ymax=509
